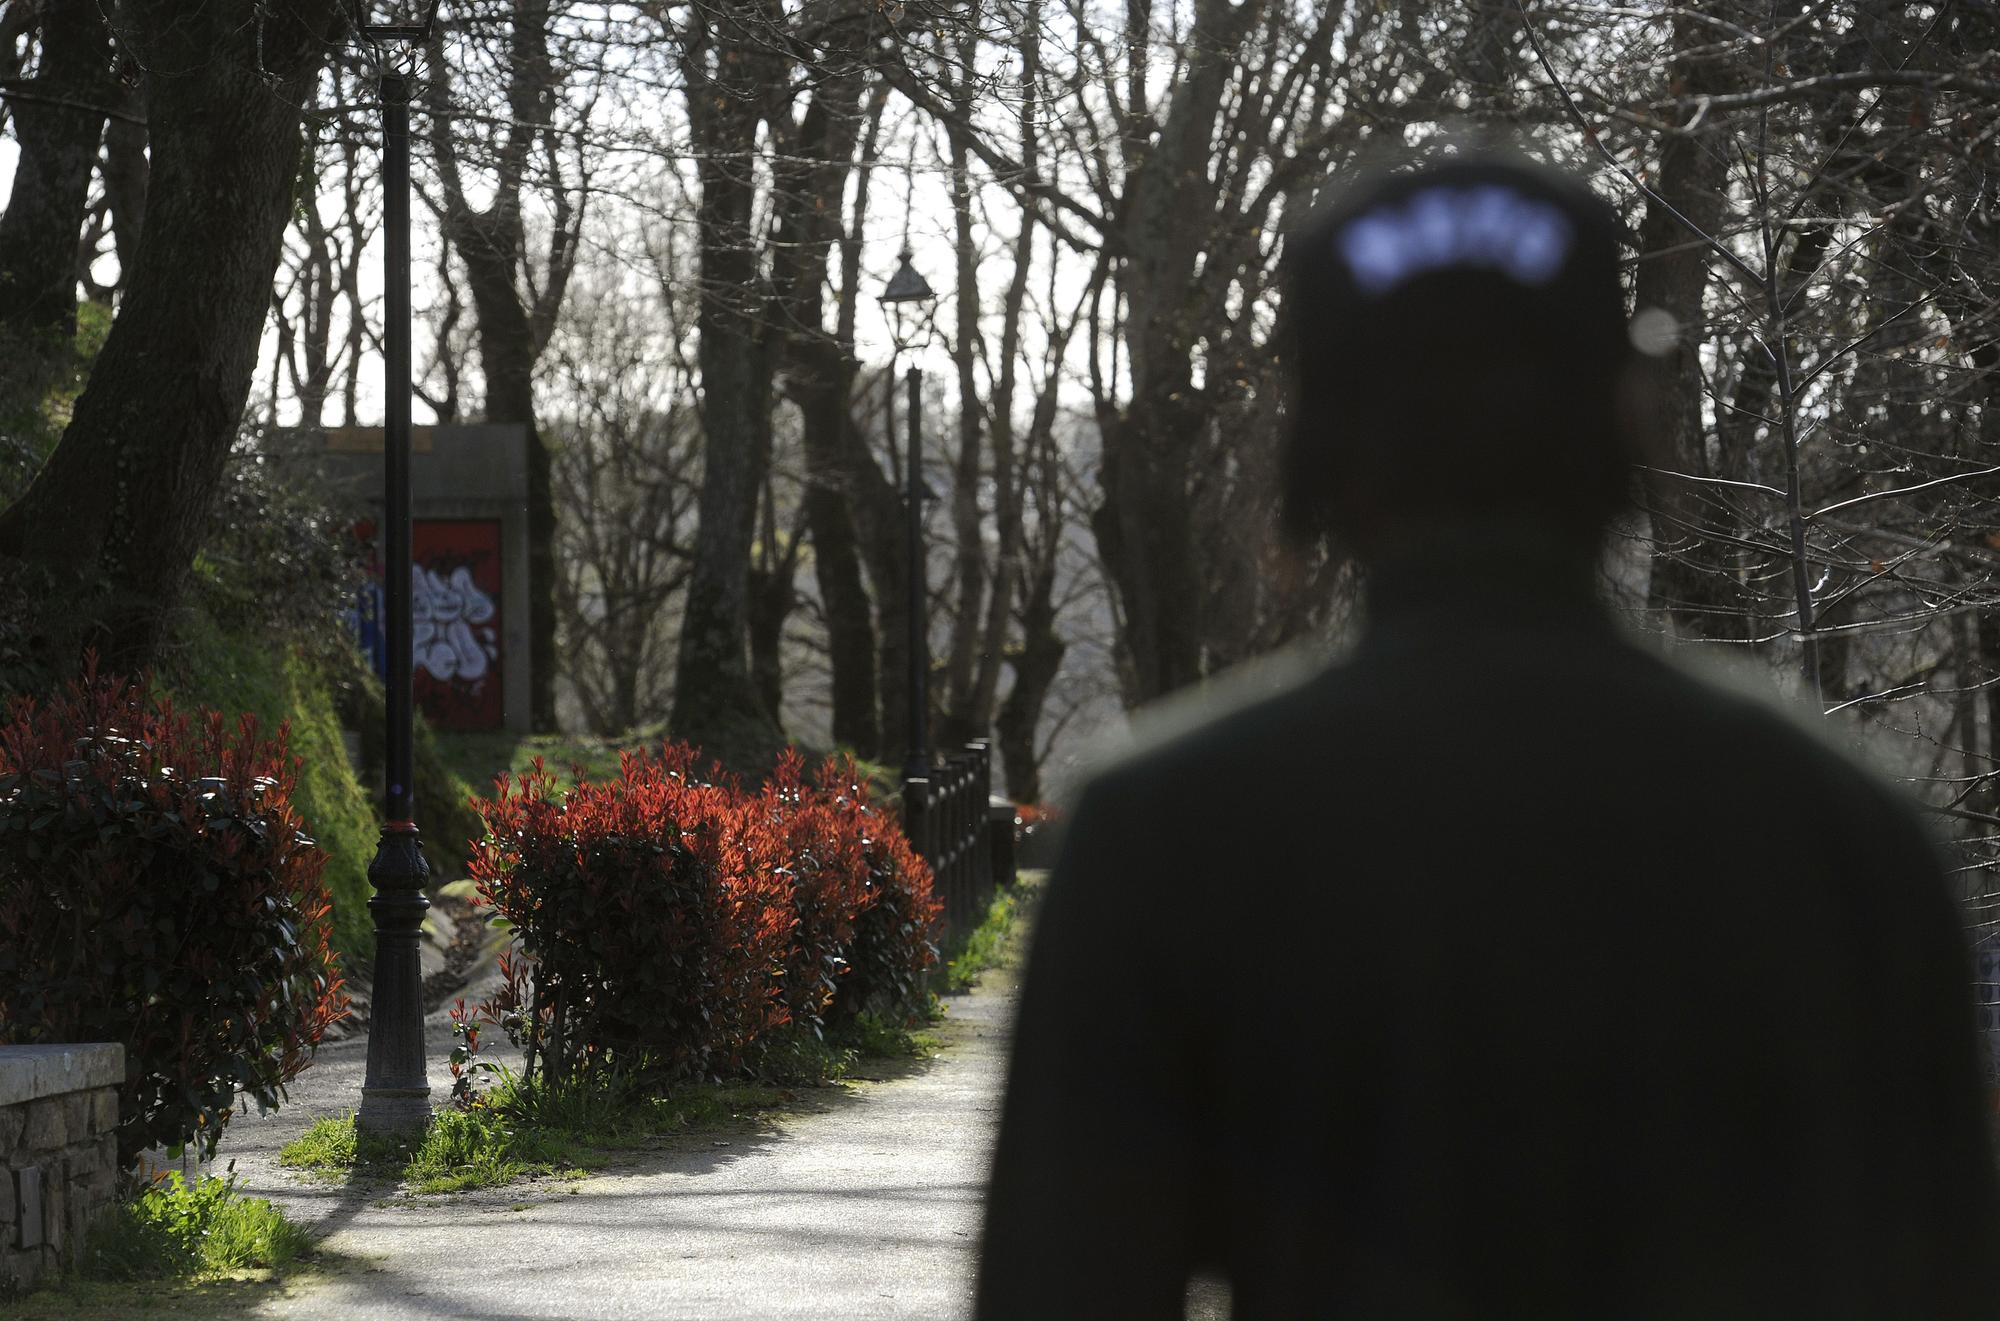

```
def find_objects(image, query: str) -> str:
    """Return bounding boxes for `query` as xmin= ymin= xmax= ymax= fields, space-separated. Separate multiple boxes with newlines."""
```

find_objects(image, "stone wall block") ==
xmin=23 ymin=1098 xmax=66 ymax=1152
xmin=40 ymin=1173 xmax=65 ymax=1254
xmin=15 ymin=1166 xmax=42 ymax=1249
xmin=2 ymin=1244 xmax=35 ymax=1294
xmin=0 ymin=1107 xmax=21 ymax=1153
xmin=62 ymin=1093 xmax=90 ymax=1142
xmin=89 ymin=1088 xmax=117 ymax=1136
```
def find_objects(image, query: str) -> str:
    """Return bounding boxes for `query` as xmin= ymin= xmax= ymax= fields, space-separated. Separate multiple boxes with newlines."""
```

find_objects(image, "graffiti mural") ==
xmin=412 ymin=520 xmax=504 ymax=729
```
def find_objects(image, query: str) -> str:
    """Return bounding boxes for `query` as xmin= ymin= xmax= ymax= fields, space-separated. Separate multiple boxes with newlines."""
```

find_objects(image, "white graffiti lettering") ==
xmin=412 ymin=564 xmax=499 ymax=683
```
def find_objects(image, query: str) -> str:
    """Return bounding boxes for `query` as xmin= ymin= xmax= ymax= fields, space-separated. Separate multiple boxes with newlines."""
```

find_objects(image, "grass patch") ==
xmin=944 ymin=876 xmax=1041 ymax=991
xmin=839 ymin=1010 xmax=942 ymax=1061
xmin=435 ymin=727 xmax=658 ymax=797
xmin=276 ymin=1114 xmax=362 ymax=1177
xmin=81 ymin=1172 xmax=312 ymax=1283
xmin=274 ymin=1075 xmax=799 ymax=1196
xmin=402 ymin=1108 xmax=580 ymax=1194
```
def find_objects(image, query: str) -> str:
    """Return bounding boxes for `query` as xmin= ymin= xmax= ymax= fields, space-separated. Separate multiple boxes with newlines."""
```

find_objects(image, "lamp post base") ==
xmin=357 ymin=1087 xmax=433 ymax=1135
xmin=358 ymin=822 xmax=433 ymax=1138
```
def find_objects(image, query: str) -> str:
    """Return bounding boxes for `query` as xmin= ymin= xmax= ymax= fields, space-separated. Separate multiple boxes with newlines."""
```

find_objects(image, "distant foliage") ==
xmin=470 ymin=741 xmax=938 ymax=1087
xmin=0 ymin=664 xmax=348 ymax=1167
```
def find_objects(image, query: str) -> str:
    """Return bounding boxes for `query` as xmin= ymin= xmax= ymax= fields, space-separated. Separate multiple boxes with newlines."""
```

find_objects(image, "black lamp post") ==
xmin=880 ymin=248 xmax=936 ymax=786
xmin=350 ymin=0 xmax=442 ymax=1138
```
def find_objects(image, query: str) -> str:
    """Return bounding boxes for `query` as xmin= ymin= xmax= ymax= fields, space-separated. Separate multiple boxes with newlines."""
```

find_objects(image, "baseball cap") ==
xmin=1280 ymin=153 xmax=1637 ymax=549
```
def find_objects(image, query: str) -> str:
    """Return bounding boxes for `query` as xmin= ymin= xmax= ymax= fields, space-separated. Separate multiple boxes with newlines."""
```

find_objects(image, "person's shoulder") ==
xmin=1065 ymin=642 xmax=1346 ymax=815
xmin=1632 ymin=641 xmax=1939 ymax=850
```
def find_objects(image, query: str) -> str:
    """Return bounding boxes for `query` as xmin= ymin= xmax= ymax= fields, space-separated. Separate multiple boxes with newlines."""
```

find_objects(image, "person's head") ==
xmin=1279 ymin=152 xmax=1647 ymax=566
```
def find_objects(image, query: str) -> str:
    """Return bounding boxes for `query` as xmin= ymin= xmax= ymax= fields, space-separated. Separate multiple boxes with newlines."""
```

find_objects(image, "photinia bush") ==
xmin=471 ymin=741 xmax=942 ymax=1085
xmin=470 ymin=747 xmax=794 ymax=1084
xmin=753 ymin=749 xmax=872 ymax=1032
xmin=814 ymin=755 xmax=940 ymax=1027
xmin=0 ymin=663 xmax=349 ymax=1167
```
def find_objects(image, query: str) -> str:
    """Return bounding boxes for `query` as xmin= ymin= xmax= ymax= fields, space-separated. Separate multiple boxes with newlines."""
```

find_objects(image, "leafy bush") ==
xmin=824 ymin=760 xmax=941 ymax=1026
xmin=470 ymin=741 xmax=941 ymax=1091
xmin=471 ymin=745 xmax=794 ymax=1085
xmin=0 ymin=665 xmax=349 ymax=1166
xmin=84 ymin=1170 xmax=312 ymax=1280
xmin=752 ymin=749 xmax=872 ymax=1031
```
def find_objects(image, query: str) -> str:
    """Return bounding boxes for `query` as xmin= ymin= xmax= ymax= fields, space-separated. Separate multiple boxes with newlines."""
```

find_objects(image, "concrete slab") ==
xmin=0 ymin=1045 xmax=122 ymax=1106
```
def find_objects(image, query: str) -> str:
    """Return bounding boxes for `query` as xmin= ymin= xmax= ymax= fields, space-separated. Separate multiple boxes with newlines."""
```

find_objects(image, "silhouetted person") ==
xmin=976 ymin=155 xmax=2000 ymax=1319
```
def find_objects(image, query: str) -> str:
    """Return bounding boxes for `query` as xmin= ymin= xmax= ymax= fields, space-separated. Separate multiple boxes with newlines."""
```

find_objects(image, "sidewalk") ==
xmin=215 ymin=967 xmax=1015 ymax=1320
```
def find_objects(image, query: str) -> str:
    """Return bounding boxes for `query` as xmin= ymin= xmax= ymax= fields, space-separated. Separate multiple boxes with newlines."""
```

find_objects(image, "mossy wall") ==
xmin=165 ymin=610 xmax=379 ymax=962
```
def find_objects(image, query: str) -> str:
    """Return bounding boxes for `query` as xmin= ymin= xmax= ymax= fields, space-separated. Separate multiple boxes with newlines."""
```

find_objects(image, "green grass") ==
xmin=839 ymin=1010 xmax=942 ymax=1061
xmin=944 ymin=876 xmax=1042 ymax=992
xmin=273 ymin=1079 xmax=781 ymax=1195
xmin=402 ymin=1108 xmax=581 ymax=1194
xmin=436 ymin=726 xmax=662 ymax=798
xmin=81 ymin=1172 xmax=312 ymax=1283
xmin=272 ymin=1021 xmax=941 ymax=1199
xmin=275 ymin=1114 xmax=360 ymax=1176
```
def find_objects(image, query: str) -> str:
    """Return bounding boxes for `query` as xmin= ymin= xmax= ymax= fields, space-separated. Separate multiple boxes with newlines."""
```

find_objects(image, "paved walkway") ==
xmin=211 ymin=968 xmax=1016 ymax=1320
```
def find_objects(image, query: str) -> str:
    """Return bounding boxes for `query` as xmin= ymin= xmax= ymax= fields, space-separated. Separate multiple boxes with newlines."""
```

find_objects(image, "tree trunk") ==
xmin=0 ymin=0 xmax=340 ymax=672
xmin=796 ymin=338 xmax=880 ymax=753
xmin=939 ymin=72 xmax=987 ymax=747
xmin=671 ymin=24 xmax=783 ymax=760
xmin=996 ymin=563 xmax=1064 ymax=804
xmin=1633 ymin=16 xmax=1739 ymax=641
xmin=771 ymin=69 xmax=876 ymax=754
xmin=1089 ymin=0 xmax=1258 ymax=705
xmin=100 ymin=85 xmax=147 ymax=292
xmin=0 ymin=1 xmax=114 ymax=344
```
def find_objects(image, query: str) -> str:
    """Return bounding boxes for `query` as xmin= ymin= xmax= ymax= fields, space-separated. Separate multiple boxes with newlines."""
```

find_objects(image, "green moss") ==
xmin=162 ymin=606 xmax=379 ymax=963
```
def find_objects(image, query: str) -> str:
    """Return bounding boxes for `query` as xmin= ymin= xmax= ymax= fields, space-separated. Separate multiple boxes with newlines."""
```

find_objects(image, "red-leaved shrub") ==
xmin=470 ymin=747 xmax=795 ymax=1083
xmin=471 ymin=741 xmax=942 ymax=1084
xmin=753 ymin=749 xmax=872 ymax=1030
xmin=0 ymin=664 xmax=348 ymax=1166
xmin=813 ymin=756 xmax=940 ymax=1026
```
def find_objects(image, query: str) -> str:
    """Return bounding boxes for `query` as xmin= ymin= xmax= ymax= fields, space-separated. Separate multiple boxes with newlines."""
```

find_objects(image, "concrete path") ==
xmin=211 ymin=967 xmax=1015 ymax=1321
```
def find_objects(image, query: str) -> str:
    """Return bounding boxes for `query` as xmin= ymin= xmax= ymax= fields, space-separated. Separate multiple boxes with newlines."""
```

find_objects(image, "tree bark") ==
xmin=0 ymin=0 xmax=341 ymax=672
xmin=0 ymin=0 xmax=115 ymax=344
xmin=1635 ymin=103 xmax=1733 ymax=635
xmin=939 ymin=50 xmax=987 ymax=747
xmin=996 ymin=561 xmax=1064 ymax=805
xmin=1089 ymin=0 xmax=1260 ymax=705
xmin=670 ymin=12 xmax=784 ymax=760
xmin=772 ymin=67 xmax=877 ymax=754
xmin=795 ymin=337 xmax=880 ymax=752
xmin=100 ymin=81 xmax=147 ymax=291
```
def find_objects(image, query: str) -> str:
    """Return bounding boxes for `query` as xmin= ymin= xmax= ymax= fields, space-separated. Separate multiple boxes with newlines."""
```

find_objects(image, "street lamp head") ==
xmin=880 ymin=247 xmax=936 ymax=354
xmin=348 ymin=0 xmax=443 ymax=43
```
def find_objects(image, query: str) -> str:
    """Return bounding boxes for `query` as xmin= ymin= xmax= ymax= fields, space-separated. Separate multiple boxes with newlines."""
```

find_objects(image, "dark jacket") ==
xmin=977 ymin=562 xmax=2000 ymax=1319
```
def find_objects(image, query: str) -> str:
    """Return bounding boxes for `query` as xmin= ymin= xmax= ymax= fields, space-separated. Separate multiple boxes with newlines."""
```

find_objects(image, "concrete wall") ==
xmin=0 ymin=1044 xmax=123 ymax=1295
xmin=268 ymin=424 xmax=534 ymax=733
